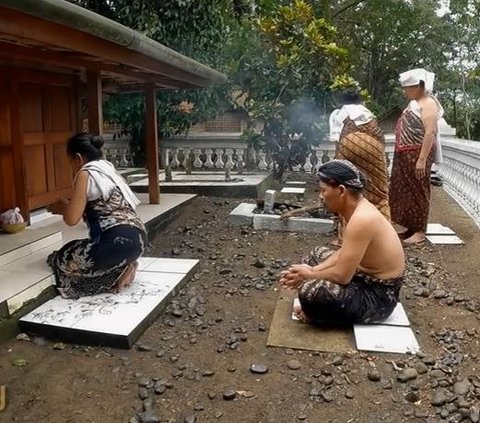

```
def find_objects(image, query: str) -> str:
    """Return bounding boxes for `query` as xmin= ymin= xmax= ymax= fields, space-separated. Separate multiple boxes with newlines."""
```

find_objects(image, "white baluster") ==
xmin=171 ymin=148 xmax=180 ymax=169
xmin=214 ymin=149 xmax=225 ymax=169
xmin=225 ymin=149 xmax=235 ymax=169
xmin=204 ymin=149 xmax=214 ymax=168
xmin=258 ymin=152 xmax=268 ymax=170
xmin=304 ymin=153 xmax=313 ymax=172
xmin=236 ymin=149 xmax=245 ymax=174
xmin=193 ymin=149 xmax=203 ymax=168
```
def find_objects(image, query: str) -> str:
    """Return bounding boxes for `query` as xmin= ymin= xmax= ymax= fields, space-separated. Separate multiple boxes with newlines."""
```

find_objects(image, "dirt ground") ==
xmin=1 ymin=173 xmax=479 ymax=423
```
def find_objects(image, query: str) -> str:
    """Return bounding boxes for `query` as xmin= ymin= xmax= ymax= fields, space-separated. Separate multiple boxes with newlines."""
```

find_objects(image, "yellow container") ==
xmin=2 ymin=222 xmax=27 ymax=234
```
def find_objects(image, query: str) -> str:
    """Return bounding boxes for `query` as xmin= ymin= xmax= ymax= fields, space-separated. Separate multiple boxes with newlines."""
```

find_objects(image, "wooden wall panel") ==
xmin=0 ymin=148 xmax=16 ymax=211
xmin=24 ymin=144 xmax=48 ymax=198
xmin=53 ymin=143 xmax=72 ymax=190
xmin=18 ymin=84 xmax=44 ymax=133
xmin=49 ymin=85 xmax=72 ymax=132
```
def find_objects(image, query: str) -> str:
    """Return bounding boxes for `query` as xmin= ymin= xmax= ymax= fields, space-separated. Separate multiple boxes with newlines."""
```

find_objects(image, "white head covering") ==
xmin=328 ymin=104 xmax=375 ymax=142
xmin=399 ymin=68 xmax=435 ymax=92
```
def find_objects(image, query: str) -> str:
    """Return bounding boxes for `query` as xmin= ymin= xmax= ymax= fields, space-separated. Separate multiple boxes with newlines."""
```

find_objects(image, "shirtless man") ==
xmin=279 ymin=160 xmax=405 ymax=325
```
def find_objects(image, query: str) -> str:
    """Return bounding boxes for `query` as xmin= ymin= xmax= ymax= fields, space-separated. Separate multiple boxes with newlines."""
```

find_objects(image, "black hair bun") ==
xmin=91 ymin=135 xmax=104 ymax=149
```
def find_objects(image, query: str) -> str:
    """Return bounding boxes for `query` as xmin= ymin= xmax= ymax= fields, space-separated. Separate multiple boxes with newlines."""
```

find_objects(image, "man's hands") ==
xmin=279 ymin=264 xmax=314 ymax=289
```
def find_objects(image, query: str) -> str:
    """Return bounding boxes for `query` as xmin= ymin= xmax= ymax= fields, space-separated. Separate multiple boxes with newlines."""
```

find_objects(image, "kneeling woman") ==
xmin=47 ymin=133 xmax=146 ymax=299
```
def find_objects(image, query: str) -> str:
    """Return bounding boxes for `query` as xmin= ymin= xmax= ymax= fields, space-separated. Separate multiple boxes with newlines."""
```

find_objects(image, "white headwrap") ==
xmin=328 ymin=104 xmax=375 ymax=142
xmin=399 ymin=68 xmax=435 ymax=92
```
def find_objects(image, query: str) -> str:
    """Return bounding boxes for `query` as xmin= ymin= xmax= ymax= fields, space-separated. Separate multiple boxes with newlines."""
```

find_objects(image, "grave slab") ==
xmin=253 ymin=214 xmax=333 ymax=234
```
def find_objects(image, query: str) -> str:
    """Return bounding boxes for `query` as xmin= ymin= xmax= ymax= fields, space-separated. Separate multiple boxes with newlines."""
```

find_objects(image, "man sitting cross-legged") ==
xmin=280 ymin=160 xmax=405 ymax=325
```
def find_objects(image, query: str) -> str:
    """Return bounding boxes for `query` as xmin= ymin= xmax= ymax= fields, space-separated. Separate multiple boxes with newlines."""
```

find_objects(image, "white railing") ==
xmin=437 ymin=137 xmax=480 ymax=228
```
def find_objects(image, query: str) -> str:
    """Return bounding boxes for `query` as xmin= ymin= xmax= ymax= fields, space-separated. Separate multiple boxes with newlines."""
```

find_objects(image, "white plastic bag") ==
xmin=0 ymin=207 xmax=25 ymax=225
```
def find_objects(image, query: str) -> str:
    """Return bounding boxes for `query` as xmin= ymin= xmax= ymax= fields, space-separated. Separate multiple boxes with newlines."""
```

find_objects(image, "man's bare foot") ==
xmin=403 ymin=232 xmax=426 ymax=245
xmin=116 ymin=261 xmax=138 ymax=292
xmin=293 ymin=303 xmax=310 ymax=323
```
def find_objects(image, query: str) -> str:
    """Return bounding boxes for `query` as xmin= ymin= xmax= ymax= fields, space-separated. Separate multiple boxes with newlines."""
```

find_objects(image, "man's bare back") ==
xmin=345 ymin=199 xmax=405 ymax=279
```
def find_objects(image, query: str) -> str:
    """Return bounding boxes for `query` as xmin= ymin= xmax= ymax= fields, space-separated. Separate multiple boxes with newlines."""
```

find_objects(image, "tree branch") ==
xmin=332 ymin=0 xmax=367 ymax=19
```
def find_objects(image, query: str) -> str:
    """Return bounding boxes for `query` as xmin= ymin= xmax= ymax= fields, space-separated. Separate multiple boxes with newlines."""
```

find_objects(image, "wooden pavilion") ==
xmin=0 ymin=0 xmax=226 ymax=222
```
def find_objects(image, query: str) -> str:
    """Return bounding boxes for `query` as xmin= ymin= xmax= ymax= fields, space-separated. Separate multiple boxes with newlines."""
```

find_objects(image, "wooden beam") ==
xmin=0 ymin=8 xmax=212 ymax=88
xmin=86 ymin=69 xmax=103 ymax=135
xmin=0 ymin=42 xmax=194 ymax=89
xmin=144 ymin=83 xmax=160 ymax=204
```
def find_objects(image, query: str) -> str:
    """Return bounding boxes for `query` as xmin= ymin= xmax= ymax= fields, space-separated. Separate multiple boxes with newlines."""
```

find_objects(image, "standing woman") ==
xmin=389 ymin=69 xmax=444 ymax=244
xmin=47 ymin=133 xmax=146 ymax=299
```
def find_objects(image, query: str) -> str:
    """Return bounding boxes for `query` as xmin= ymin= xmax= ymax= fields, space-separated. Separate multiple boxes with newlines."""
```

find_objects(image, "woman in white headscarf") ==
xmin=389 ymin=68 xmax=444 ymax=244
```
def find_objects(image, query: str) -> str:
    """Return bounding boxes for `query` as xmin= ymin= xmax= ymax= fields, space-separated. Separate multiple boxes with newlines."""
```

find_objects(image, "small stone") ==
xmin=367 ymin=369 xmax=381 ymax=382
xmin=431 ymin=390 xmax=447 ymax=406
xmin=433 ymin=289 xmax=448 ymax=299
xmin=286 ymin=359 xmax=302 ymax=370
xmin=405 ymin=391 xmax=420 ymax=403
xmin=154 ymin=383 xmax=166 ymax=395
xmin=453 ymin=379 xmax=471 ymax=396
xmin=156 ymin=350 xmax=165 ymax=358
xmin=380 ymin=380 xmax=393 ymax=390
xmin=397 ymin=368 xmax=418 ymax=383
xmin=250 ymin=364 xmax=268 ymax=374
xmin=332 ymin=356 xmax=344 ymax=366
xmin=422 ymin=356 xmax=436 ymax=365
xmin=202 ymin=370 xmax=215 ymax=377
xmin=52 ymin=342 xmax=65 ymax=350
xmin=208 ymin=392 xmax=217 ymax=400
xmin=223 ymin=389 xmax=236 ymax=401
xmin=297 ymin=414 xmax=307 ymax=421
xmin=138 ymin=410 xmax=160 ymax=423
xmin=193 ymin=403 xmax=204 ymax=411
xmin=16 ymin=333 xmax=30 ymax=342
xmin=138 ymin=387 xmax=149 ymax=400
xmin=470 ymin=406 xmax=480 ymax=423
xmin=414 ymin=362 xmax=429 ymax=375
xmin=138 ymin=377 xmax=151 ymax=388
xmin=215 ymin=412 xmax=223 ymax=419
xmin=171 ymin=308 xmax=184 ymax=318
xmin=219 ymin=268 xmax=232 ymax=275
xmin=184 ymin=415 xmax=196 ymax=423
xmin=321 ymin=391 xmax=334 ymax=402
xmin=252 ymin=258 xmax=266 ymax=269
xmin=137 ymin=344 xmax=153 ymax=352
xmin=345 ymin=391 xmax=354 ymax=399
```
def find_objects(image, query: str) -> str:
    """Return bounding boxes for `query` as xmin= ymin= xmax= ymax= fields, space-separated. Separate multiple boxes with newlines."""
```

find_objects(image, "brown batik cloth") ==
xmin=298 ymin=247 xmax=402 ymax=325
xmin=337 ymin=118 xmax=391 ymax=221
xmin=389 ymin=110 xmax=435 ymax=233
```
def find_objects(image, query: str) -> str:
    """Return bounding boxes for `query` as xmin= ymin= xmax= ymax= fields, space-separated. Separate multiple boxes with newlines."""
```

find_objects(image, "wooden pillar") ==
xmin=145 ymin=83 xmax=160 ymax=204
xmin=86 ymin=70 xmax=103 ymax=135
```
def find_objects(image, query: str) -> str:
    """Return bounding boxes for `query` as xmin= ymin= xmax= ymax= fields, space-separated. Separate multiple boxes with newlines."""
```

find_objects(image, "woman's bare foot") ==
xmin=403 ymin=232 xmax=426 ymax=245
xmin=293 ymin=303 xmax=310 ymax=323
xmin=329 ymin=238 xmax=342 ymax=247
xmin=116 ymin=261 xmax=138 ymax=292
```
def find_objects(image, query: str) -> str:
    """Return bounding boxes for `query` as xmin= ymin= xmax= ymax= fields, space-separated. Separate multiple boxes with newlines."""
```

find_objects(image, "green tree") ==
xmin=230 ymin=0 xmax=349 ymax=177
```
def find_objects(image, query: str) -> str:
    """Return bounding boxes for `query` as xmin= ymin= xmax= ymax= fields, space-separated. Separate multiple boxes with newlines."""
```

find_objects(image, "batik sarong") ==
xmin=298 ymin=247 xmax=402 ymax=325
xmin=48 ymin=224 xmax=145 ymax=299
xmin=389 ymin=110 xmax=435 ymax=233
xmin=337 ymin=119 xmax=391 ymax=220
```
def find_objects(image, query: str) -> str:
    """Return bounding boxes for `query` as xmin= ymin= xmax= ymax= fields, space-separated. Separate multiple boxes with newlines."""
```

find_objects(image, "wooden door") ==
xmin=17 ymin=79 xmax=77 ymax=210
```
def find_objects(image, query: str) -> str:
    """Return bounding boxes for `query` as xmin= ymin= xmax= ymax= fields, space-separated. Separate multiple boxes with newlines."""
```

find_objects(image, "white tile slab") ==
xmin=280 ymin=187 xmax=305 ymax=194
xmin=291 ymin=297 xmax=300 ymax=321
xmin=426 ymin=235 xmax=464 ymax=245
xmin=426 ymin=224 xmax=455 ymax=235
xmin=285 ymin=181 xmax=306 ymax=186
xmin=354 ymin=324 xmax=420 ymax=354
xmin=19 ymin=260 xmax=198 ymax=347
xmin=137 ymin=257 xmax=159 ymax=271
xmin=30 ymin=232 xmax=63 ymax=251
xmin=143 ymin=258 xmax=199 ymax=274
xmin=374 ymin=303 xmax=410 ymax=326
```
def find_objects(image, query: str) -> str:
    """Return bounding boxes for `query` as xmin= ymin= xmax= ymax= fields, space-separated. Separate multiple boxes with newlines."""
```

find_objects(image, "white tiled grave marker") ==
xmin=353 ymin=324 xmax=420 ymax=354
xmin=426 ymin=223 xmax=455 ymax=235
xmin=292 ymin=298 xmax=418 ymax=354
xmin=20 ymin=257 xmax=199 ymax=348
xmin=280 ymin=187 xmax=305 ymax=195
xmin=426 ymin=235 xmax=464 ymax=245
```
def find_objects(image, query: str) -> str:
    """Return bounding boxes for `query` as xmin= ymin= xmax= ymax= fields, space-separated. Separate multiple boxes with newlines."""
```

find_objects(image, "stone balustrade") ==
xmin=437 ymin=137 xmax=480 ymax=227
